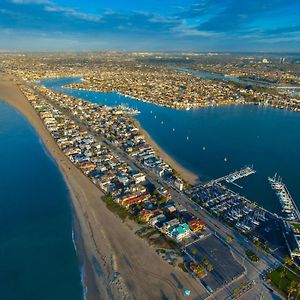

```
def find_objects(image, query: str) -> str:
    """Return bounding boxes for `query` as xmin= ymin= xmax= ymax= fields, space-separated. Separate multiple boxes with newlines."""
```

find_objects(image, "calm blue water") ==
xmin=42 ymin=78 xmax=300 ymax=215
xmin=0 ymin=100 xmax=83 ymax=300
xmin=176 ymin=68 xmax=300 ymax=96
xmin=175 ymin=68 xmax=274 ymax=87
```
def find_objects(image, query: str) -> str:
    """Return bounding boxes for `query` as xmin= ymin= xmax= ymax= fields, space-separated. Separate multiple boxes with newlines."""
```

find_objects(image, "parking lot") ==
xmin=185 ymin=234 xmax=245 ymax=292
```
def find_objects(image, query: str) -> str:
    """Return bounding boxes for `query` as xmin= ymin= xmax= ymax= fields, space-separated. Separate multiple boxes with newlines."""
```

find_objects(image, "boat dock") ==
xmin=215 ymin=165 xmax=256 ymax=188
xmin=268 ymin=174 xmax=300 ymax=221
xmin=189 ymin=166 xmax=256 ymax=192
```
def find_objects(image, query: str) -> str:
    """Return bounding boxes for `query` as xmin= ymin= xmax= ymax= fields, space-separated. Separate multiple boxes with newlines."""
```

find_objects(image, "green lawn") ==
xmin=290 ymin=222 xmax=300 ymax=233
xmin=267 ymin=266 xmax=300 ymax=299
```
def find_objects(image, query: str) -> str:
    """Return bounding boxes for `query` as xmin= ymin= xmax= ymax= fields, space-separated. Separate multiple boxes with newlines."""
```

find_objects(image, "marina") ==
xmin=268 ymin=174 xmax=300 ymax=221
xmin=115 ymin=104 xmax=140 ymax=115
xmin=188 ymin=181 xmax=269 ymax=233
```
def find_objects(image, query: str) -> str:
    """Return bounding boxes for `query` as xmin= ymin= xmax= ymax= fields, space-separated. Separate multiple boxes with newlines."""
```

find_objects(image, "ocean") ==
xmin=0 ymin=100 xmax=83 ymax=300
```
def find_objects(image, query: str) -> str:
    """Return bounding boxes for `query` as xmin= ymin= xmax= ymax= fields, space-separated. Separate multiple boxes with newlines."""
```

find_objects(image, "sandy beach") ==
xmin=136 ymin=120 xmax=198 ymax=185
xmin=0 ymin=73 xmax=206 ymax=300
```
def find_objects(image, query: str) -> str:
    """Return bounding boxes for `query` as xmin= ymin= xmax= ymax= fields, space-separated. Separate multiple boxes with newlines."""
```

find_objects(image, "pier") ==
xmin=213 ymin=165 xmax=256 ymax=188
xmin=189 ymin=166 xmax=256 ymax=192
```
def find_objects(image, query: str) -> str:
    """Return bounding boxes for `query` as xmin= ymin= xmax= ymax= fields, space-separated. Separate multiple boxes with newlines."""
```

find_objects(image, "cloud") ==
xmin=1 ymin=0 xmax=300 ymax=51
xmin=179 ymin=0 xmax=228 ymax=19
xmin=194 ymin=0 xmax=300 ymax=33
xmin=1 ymin=0 xmax=182 ymax=36
xmin=44 ymin=4 xmax=101 ymax=22
xmin=10 ymin=0 xmax=49 ymax=4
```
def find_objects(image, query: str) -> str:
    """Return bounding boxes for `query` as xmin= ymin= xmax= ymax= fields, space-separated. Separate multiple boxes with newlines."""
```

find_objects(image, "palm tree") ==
xmin=284 ymin=256 xmax=293 ymax=267
xmin=279 ymin=269 xmax=285 ymax=290
xmin=287 ymin=281 xmax=297 ymax=300
xmin=296 ymin=281 xmax=300 ymax=298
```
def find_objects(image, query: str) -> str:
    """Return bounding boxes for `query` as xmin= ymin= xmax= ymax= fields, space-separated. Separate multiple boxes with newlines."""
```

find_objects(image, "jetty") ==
xmin=268 ymin=174 xmax=300 ymax=221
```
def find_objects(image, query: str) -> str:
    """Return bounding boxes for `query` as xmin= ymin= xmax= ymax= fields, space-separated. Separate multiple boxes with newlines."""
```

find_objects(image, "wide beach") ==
xmin=0 ymin=73 xmax=206 ymax=300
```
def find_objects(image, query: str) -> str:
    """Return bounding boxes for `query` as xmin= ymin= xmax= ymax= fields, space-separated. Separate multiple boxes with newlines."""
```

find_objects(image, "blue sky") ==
xmin=0 ymin=0 xmax=300 ymax=51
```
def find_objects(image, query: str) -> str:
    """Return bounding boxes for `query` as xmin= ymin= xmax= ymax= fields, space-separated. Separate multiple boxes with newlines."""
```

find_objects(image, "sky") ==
xmin=0 ymin=0 xmax=300 ymax=51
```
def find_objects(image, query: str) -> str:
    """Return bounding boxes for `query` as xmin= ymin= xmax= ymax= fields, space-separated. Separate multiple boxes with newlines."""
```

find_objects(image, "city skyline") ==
xmin=1 ymin=0 xmax=300 ymax=51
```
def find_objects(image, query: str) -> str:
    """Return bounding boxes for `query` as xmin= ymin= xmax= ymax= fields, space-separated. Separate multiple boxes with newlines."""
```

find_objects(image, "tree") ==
xmin=279 ymin=268 xmax=285 ymax=290
xmin=233 ymin=288 xmax=239 ymax=297
xmin=207 ymin=263 xmax=213 ymax=272
xmin=191 ymin=247 xmax=197 ymax=258
xmin=287 ymin=281 xmax=297 ymax=300
xmin=202 ymin=257 xmax=209 ymax=265
xmin=226 ymin=235 xmax=234 ymax=243
xmin=284 ymin=256 xmax=293 ymax=267
xmin=296 ymin=282 xmax=300 ymax=298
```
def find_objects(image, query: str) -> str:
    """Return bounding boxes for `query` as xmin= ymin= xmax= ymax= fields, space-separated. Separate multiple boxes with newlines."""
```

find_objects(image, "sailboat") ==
xmin=224 ymin=157 xmax=228 ymax=162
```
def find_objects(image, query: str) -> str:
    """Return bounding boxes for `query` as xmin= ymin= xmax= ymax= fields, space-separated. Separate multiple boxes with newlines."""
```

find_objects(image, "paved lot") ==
xmin=185 ymin=234 xmax=245 ymax=292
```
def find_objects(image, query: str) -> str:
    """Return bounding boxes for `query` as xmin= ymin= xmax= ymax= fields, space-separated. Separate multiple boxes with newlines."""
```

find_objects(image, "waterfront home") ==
xmin=140 ymin=208 xmax=162 ymax=222
xmin=149 ymin=213 xmax=167 ymax=226
xmin=188 ymin=219 xmax=205 ymax=233
xmin=80 ymin=162 xmax=97 ymax=174
xmin=162 ymin=218 xmax=180 ymax=234
xmin=121 ymin=194 xmax=150 ymax=209
xmin=168 ymin=223 xmax=191 ymax=241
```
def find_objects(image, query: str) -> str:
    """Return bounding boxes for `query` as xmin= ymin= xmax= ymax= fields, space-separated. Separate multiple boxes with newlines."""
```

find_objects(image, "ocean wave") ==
xmin=37 ymin=136 xmax=57 ymax=165
xmin=72 ymin=227 xmax=88 ymax=300
xmin=80 ymin=266 xmax=88 ymax=300
xmin=72 ymin=227 xmax=78 ymax=253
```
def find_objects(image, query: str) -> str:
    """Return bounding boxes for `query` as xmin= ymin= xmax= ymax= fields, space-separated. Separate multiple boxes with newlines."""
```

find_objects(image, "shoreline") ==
xmin=0 ymin=73 xmax=207 ymax=300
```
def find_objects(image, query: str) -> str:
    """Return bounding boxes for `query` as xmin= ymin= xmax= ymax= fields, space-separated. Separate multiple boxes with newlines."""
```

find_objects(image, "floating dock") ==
xmin=268 ymin=174 xmax=300 ymax=221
